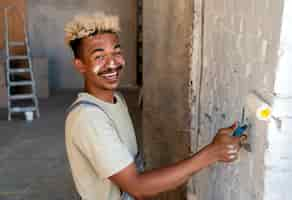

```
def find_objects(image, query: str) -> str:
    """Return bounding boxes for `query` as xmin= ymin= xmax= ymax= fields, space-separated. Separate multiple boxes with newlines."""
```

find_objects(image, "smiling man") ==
xmin=64 ymin=12 xmax=242 ymax=200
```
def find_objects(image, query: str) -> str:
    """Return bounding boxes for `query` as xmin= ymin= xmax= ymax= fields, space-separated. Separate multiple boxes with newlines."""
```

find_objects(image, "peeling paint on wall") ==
xmin=190 ymin=0 xmax=284 ymax=200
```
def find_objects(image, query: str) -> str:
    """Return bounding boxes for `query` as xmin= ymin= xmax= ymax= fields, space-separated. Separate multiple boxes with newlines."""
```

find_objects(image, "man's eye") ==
xmin=113 ymin=51 xmax=122 ymax=56
xmin=95 ymin=55 xmax=104 ymax=60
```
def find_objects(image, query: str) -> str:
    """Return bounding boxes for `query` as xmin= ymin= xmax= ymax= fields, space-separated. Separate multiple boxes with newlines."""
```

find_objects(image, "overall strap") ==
xmin=66 ymin=100 xmax=125 ymax=145
xmin=66 ymin=99 xmax=143 ymax=200
xmin=67 ymin=99 xmax=143 ymax=161
xmin=67 ymin=100 xmax=115 ymax=127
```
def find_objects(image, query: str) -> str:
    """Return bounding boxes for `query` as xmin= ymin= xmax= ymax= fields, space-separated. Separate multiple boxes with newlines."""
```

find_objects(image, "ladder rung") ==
xmin=10 ymin=106 xmax=36 ymax=113
xmin=9 ymin=68 xmax=31 ymax=73
xmin=10 ymin=81 xmax=33 ymax=86
xmin=9 ymin=94 xmax=35 ymax=100
xmin=9 ymin=55 xmax=29 ymax=60
xmin=9 ymin=41 xmax=25 ymax=46
xmin=4 ymin=7 xmax=40 ymax=120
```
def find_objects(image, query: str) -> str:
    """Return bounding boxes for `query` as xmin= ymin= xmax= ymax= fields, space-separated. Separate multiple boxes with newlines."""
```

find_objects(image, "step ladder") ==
xmin=3 ymin=5 xmax=40 ymax=120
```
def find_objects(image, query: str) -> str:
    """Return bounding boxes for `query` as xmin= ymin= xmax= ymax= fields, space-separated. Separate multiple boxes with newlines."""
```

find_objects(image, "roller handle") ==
xmin=232 ymin=124 xmax=248 ymax=137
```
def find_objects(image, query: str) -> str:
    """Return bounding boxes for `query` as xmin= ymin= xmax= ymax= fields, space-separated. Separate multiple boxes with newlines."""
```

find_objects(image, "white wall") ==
xmin=264 ymin=1 xmax=292 ymax=199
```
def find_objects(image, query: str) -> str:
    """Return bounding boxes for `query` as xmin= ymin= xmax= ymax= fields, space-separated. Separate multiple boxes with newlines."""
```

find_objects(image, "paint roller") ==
xmin=245 ymin=91 xmax=273 ymax=122
xmin=233 ymin=91 xmax=274 ymax=153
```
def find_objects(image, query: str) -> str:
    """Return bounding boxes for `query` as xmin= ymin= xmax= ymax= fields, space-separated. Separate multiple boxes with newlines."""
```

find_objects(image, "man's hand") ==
xmin=207 ymin=123 xmax=242 ymax=162
xmin=109 ymin=123 xmax=245 ymax=199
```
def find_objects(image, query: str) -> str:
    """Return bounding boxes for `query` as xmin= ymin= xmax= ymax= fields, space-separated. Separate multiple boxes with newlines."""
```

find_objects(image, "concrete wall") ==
xmin=27 ymin=0 xmax=137 ymax=89
xmin=189 ymin=0 xmax=284 ymax=200
xmin=143 ymin=1 xmax=289 ymax=200
xmin=143 ymin=0 xmax=193 ymax=199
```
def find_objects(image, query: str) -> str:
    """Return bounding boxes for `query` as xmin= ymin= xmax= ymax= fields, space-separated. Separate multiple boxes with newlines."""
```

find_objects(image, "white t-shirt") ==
xmin=65 ymin=92 xmax=138 ymax=200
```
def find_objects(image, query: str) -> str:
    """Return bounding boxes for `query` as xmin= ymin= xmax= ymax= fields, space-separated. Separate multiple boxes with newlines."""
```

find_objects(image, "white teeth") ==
xmin=101 ymin=72 xmax=118 ymax=79
xmin=103 ymin=72 xmax=117 ymax=77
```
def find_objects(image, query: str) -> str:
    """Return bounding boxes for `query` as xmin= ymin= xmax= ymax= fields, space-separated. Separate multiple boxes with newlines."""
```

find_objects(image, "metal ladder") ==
xmin=3 ymin=5 xmax=40 ymax=120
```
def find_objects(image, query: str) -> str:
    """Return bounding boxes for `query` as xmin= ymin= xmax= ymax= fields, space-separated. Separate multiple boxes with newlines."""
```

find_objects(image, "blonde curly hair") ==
xmin=64 ymin=12 xmax=121 ymax=46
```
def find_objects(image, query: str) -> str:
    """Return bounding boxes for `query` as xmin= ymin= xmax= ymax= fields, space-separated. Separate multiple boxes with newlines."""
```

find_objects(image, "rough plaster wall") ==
xmin=27 ymin=0 xmax=137 ymax=89
xmin=143 ymin=0 xmax=193 ymax=199
xmin=188 ymin=0 xmax=203 ymax=198
xmin=190 ymin=0 xmax=284 ymax=200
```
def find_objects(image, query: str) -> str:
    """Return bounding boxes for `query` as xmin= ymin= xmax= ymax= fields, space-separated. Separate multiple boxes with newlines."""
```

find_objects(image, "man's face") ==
xmin=76 ymin=33 xmax=125 ymax=91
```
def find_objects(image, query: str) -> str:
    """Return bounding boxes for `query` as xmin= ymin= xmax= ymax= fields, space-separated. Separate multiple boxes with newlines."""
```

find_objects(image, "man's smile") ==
xmin=98 ymin=65 xmax=123 ymax=82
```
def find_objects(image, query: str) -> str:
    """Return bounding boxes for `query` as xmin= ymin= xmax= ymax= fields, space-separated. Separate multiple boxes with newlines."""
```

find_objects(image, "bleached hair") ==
xmin=64 ymin=12 xmax=120 ymax=45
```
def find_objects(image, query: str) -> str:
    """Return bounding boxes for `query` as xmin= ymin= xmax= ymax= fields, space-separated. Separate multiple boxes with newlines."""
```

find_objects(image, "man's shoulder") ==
xmin=66 ymin=100 xmax=110 ymax=125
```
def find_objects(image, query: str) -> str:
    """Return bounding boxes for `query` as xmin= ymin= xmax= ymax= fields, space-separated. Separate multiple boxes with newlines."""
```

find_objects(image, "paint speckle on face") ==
xmin=108 ymin=60 xmax=116 ymax=69
xmin=93 ymin=64 xmax=102 ymax=74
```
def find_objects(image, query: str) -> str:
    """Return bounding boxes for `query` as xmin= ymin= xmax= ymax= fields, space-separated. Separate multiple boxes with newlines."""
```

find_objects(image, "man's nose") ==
xmin=106 ymin=59 xmax=116 ymax=69
xmin=109 ymin=60 xmax=116 ymax=69
xmin=105 ymin=55 xmax=117 ymax=69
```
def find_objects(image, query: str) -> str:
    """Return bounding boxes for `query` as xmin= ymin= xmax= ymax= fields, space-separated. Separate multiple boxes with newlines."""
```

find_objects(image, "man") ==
xmin=65 ymin=12 xmax=242 ymax=200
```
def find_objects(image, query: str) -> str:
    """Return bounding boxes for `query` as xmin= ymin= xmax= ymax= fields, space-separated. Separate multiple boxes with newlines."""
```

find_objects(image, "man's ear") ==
xmin=73 ymin=59 xmax=87 ymax=73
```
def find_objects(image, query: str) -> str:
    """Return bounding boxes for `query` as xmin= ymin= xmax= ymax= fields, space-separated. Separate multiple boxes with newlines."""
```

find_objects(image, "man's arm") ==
xmin=110 ymin=124 xmax=241 ymax=199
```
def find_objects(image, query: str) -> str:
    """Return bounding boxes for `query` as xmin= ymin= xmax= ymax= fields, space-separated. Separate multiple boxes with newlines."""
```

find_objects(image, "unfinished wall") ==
xmin=189 ymin=0 xmax=284 ymax=200
xmin=143 ymin=0 xmax=193 ymax=199
xmin=27 ymin=0 xmax=137 ymax=89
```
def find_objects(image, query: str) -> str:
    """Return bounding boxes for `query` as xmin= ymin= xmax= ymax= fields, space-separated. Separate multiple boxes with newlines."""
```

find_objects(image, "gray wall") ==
xmin=143 ymin=0 xmax=193 ymax=199
xmin=189 ymin=0 xmax=284 ymax=200
xmin=27 ymin=0 xmax=137 ymax=89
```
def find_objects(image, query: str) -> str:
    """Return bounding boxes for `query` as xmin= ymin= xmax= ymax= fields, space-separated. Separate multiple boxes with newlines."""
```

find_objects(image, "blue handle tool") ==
xmin=233 ymin=124 xmax=248 ymax=137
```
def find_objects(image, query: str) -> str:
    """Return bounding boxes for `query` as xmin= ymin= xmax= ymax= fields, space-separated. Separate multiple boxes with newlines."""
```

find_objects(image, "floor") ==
xmin=0 ymin=89 xmax=141 ymax=200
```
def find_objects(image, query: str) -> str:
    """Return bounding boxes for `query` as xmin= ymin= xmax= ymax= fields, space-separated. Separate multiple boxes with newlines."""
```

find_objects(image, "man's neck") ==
xmin=84 ymin=82 xmax=115 ymax=103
